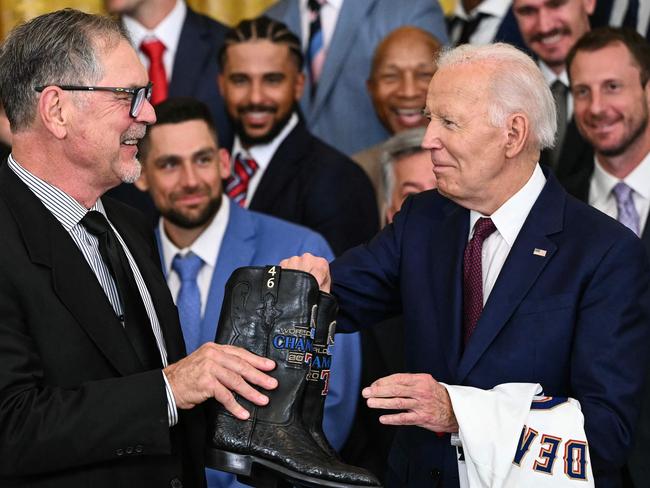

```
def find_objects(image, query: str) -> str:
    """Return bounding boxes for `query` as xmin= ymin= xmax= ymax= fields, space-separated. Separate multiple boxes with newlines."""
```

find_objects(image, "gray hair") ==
xmin=380 ymin=127 xmax=427 ymax=205
xmin=0 ymin=9 xmax=129 ymax=131
xmin=436 ymin=43 xmax=556 ymax=150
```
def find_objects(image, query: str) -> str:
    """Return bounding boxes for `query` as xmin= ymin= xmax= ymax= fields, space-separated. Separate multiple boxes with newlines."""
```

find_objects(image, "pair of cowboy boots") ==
xmin=206 ymin=266 xmax=380 ymax=487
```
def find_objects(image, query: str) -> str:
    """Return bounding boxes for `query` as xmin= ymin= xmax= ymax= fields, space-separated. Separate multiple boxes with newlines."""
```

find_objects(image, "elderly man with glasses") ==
xmin=0 ymin=9 xmax=279 ymax=488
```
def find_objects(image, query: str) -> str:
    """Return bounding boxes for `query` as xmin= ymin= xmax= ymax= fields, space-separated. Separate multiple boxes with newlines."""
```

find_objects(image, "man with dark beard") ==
xmin=562 ymin=27 xmax=650 ymax=487
xmin=218 ymin=16 xmax=378 ymax=256
xmin=135 ymin=96 xmax=363 ymax=488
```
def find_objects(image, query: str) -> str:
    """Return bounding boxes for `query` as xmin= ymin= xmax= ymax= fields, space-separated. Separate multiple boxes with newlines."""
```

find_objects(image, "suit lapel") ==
xmin=249 ymin=120 xmax=307 ymax=211
xmin=169 ymin=9 xmax=219 ymax=96
xmin=201 ymin=203 xmax=257 ymax=345
xmin=308 ymin=0 xmax=375 ymax=117
xmin=431 ymin=201 xmax=468 ymax=380
xmin=0 ymin=167 xmax=144 ymax=376
xmin=456 ymin=176 xmax=565 ymax=383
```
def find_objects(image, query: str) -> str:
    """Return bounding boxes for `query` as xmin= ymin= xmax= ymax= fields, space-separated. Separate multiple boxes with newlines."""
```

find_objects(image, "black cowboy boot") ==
xmin=302 ymin=291 xmax=341 ymax=459
xmin=206 ymin=266 xmax=381 ymax=488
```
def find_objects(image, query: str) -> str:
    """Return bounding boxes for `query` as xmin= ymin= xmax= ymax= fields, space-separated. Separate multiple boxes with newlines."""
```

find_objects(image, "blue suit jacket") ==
xmin=156 ymin=203 xmax=361 ymax=488
xmin=168 ymin=7 xmax=232 ymax=148
xmin=331 ymin=172 xmax=650 ymax=487
xmin=266 ymin=0 xmax=448 ymax=156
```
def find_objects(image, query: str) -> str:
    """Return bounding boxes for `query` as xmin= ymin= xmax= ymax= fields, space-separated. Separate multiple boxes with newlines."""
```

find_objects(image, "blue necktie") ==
xmin=612 ymin=182 xmax=640 ymax=236
xmin=172 ymin=252 xmax=204 ymax=353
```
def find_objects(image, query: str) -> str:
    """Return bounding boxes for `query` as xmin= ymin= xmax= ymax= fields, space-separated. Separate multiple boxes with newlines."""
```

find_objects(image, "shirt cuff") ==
xmin=162 ymin=370 xmax=179 ymax=427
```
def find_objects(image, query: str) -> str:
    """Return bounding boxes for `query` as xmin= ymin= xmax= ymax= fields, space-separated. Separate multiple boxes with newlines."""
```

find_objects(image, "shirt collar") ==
xmin=453 ymin=0 xmax=511 ymax=20
xmin=591 ymin=152 xmax=650 ymax=205
xmin=469 ymin=163 xmax=546 ymax=247
xmin=159 ymin=195 xmax=230 ymax=274
xmin=232 ymin=112 xmax=299 ymax=170
xmin=539 ymin=62 xmax=569 ymax=87
xmin=299 ymin=0 xmax=343 ymax=11
xmin=122 ymin=0 xmax=186 ymax=53
xmin=7 ymin=154 xmax=104 ymax=231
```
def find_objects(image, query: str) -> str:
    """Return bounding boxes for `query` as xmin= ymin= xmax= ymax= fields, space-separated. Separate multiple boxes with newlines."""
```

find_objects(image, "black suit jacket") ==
xmin=0 ymin=164 xmax=205 ymax=488
xmin=169 ymin=7 xmax=232 ymax=148
xmin=248 ymin=119 xmax=379 ymax=256
xmin=561 ymin=162 xmax=650 ymax=488
xmin=540 ymin=118 xmax=594 ymax=179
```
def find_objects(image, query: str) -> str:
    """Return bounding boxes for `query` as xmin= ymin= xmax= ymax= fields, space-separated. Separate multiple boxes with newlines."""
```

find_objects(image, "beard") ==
xmin=231 ymin=103 xmax=295 ymax=146
xmin=161 ymin=193 xmax=222 ymax=230
xmin=119 ymin=157 xmax=142 ymax=184
xmin=599 ymin=112 xmax=649 ymax=158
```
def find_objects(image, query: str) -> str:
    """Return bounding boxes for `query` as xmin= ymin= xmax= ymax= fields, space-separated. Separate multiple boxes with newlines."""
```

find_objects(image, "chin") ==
xmin=118 ymin=159 xmax=142 ymax=184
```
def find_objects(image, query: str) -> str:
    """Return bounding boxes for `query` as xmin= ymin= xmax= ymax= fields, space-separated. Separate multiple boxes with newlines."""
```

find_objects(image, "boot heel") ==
xmin=205 ymin=449 xmax=253 ymax=476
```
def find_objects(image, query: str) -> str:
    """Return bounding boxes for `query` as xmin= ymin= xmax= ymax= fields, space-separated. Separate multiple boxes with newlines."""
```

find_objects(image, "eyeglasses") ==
xmin=34 ymin=82 xmax=153 ymax=118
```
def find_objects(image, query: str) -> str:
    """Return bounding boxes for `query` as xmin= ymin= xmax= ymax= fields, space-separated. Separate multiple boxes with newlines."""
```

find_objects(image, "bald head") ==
xmin=368 ymin=27 xmax=441 ymax=134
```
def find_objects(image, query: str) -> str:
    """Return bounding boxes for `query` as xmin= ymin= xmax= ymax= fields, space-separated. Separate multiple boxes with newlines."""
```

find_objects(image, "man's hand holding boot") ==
xmin=280 ymin=253 xmax=331 ymax=292
xmin=164 ymin=343 xmax=278 ymax=419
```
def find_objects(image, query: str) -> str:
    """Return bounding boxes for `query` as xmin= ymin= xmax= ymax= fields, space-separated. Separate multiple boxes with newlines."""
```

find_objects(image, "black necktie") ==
xmin=81 ymin=211 xmax=162 ymax=369
xmin=457 ymin=13 xmax=489 ymax=45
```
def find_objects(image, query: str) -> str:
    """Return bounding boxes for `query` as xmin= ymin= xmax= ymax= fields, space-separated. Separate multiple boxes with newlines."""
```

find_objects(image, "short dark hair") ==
xmin=138 ymin=97 xmax=218 ymax=162
xmin=567 ymin=27 xmax=650 ymax=86
xmin=219 ymin=15 xmax=303 ymax=71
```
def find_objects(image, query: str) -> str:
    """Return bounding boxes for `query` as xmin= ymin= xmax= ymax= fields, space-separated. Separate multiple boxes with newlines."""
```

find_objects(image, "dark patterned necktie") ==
xmin=456 ymin=12 xmax=489 ymax=45
xmin=225 ymin=154 xmax=259 ymax=207
xmin=463 ymin=217 xmax=497 ymax=344
xmin=307 ymin=0 xmax=325 ymax=97
xmin=81 ymin=211 xmax=162 ymax=369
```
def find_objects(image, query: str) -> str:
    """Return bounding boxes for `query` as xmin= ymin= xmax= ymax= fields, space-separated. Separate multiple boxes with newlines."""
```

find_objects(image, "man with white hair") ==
xmin=281 ymin=43 xmax=650 ymax=486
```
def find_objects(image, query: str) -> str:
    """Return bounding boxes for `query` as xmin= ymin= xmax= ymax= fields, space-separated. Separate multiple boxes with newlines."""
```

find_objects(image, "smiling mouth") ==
xmin=393 ymin=107 xmax=424 ymax=125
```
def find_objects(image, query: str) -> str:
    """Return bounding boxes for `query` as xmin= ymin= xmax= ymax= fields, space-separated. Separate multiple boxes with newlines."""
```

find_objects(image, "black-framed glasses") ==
xmin=34 ymin=82 xmax=153 ymax=118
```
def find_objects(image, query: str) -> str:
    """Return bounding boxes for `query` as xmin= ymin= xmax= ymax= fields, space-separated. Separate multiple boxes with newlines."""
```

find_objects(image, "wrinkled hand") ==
xmin=280 ymin=253 xmax=331 ymax=293
xmin=163 ymin=343 xmax=277 ymax=420
xmin=362 ymin=373 xmax=458 ymax=433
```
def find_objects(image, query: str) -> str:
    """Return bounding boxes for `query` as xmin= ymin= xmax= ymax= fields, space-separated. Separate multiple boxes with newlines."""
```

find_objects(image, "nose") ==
xmin=180 ymin=162 xmax=199 ymax=188
xmin=537 ymin=8 xmax=557 ymax=34
xmin=136 ymin=97 xmax=156 ymax=125
xmin=421 ymin=118 xmax=442 ymax=151
xmin=249 ymin=79 xmax=264 ymax=105
xmin=397 ymin=72 xmax=418 ymax=99
xmin=588 ymin=90 xmax=604 ymax=116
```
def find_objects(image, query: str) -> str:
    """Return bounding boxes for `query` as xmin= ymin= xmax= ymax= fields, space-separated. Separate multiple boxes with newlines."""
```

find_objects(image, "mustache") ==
xmin=170 ymin=187 xmax=211 ymax=201
xmin=237 ymin=104 xmax=277 ymax=115
xmin=121 ymin=127 xmax=146 ymax=142
xmin=531 ymin=27 xmax=570 ymax=43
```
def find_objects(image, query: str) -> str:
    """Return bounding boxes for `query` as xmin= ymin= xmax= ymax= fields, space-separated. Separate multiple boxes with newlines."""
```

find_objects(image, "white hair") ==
xmin=436 ymin=43 xmax=557 ymax=150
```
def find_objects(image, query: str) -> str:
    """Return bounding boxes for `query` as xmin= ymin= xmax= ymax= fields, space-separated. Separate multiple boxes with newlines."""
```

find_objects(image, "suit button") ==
xmin=170 ymin=478 xmax=183 ymax=488
xmin=135 ymin=444 xmax=143 ymax=454
xmin=430 ymin=468 xmax=441 ymax=480
xmin=116 ymin=448 xmax=124 ymax=456
xmin=126 ymin=446 xmax=133 ymax=455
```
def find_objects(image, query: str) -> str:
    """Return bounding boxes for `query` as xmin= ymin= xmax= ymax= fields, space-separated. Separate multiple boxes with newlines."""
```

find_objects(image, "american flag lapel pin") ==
xmin=533 ymin=248 xmax=547 ymax=257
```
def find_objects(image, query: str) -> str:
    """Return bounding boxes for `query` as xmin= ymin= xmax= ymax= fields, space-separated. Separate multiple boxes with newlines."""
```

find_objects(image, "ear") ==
xmin=504 ymin=112 xmax=529 ymax=159
xmin=295 ymin=71 xmax=305 ymax=101
xmin=38 ymin=87 xmax=68 ymax=139
xmin=218 ymin=147 xmax=232 ymax=179
xmin=583 ymin=0 xmax=596 ymax=16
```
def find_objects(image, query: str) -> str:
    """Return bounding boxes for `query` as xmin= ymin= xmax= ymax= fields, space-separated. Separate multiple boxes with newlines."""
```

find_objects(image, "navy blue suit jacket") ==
xmin=331 ymin=172 xmax=650 ymax=487
xmin=561 ymin=163 xmax=650 ymax=488
xmin=168 ymin=7 xmax=232 ymax=148
xmin=156 ymin=202 xmax=361 ymax=488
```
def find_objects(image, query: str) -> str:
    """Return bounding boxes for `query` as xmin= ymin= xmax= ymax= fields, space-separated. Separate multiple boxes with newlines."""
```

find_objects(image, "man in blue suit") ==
xmin=106 ymin=0 xmax=232 ymax=147
xmin=135 ymin=97 xmax=361 ymax=487
xmin=561 ymin=27 xmax=650 ymax=488
xmin=281 ymin=43 xmax=650 ymax=487
xmin=266 ymin=0 xmax=448 ymax=156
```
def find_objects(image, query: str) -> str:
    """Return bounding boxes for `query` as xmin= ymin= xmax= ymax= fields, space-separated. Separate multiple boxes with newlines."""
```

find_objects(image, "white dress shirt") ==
xmin=122 ymin=0 xmax=186 ymax=81
xmin=469 ymin=164 xmax=547 ymax=304
xmin=589 ymin=153 xmax=650 ymax=234
xmin=159 ymin=196 xmax=230 ymax=317
xmin=539 ymin=63 xmax=573 ymax=120
xmin=231 ymin=112 xmax=299 ymax=207
xmin=450 ymin=0 xmax=512 ymax=45
xmin=299 ymin=0 xmax=343 ymax=51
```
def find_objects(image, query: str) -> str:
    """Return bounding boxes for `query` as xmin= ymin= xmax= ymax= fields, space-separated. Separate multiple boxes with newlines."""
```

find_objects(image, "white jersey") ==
xmin=444 ymin=383 xmax=594 ymax=488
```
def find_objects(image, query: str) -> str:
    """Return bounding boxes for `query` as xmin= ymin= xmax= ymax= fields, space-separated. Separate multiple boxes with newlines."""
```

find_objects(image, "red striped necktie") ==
xmin=225 ymin=154 xmax=259 ymax=207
